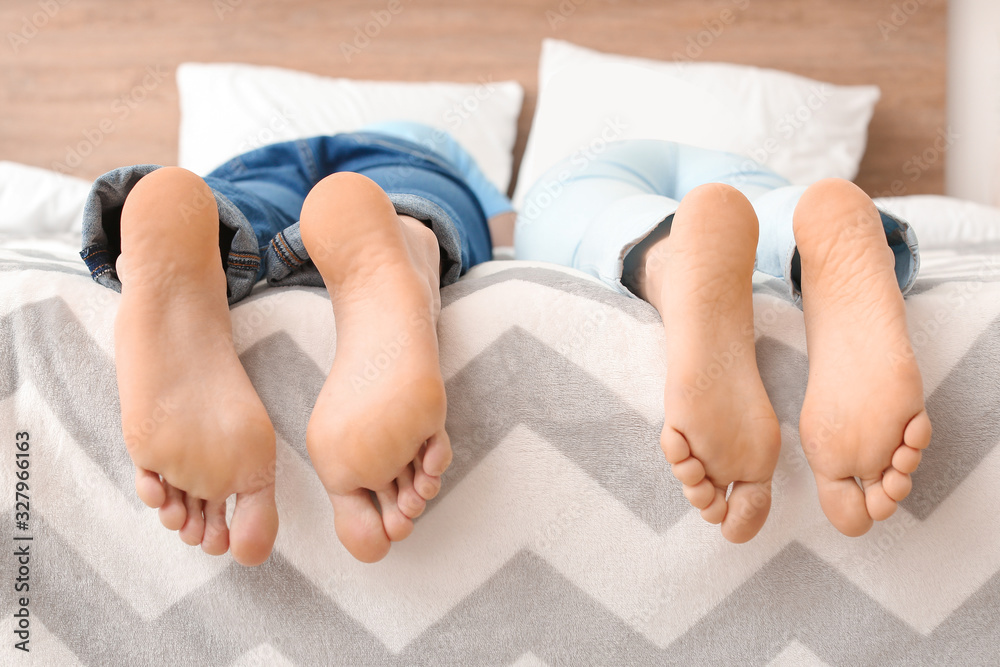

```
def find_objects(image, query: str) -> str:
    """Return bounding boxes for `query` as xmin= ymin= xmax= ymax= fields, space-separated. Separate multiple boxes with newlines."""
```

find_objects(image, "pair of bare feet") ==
xmin=115 ymin=168 xmax=930 ymax=566
xmin=635 ymin=179 xmax=932 ymax=542
xmin=116 ymin=168 xmax=450 ymax=565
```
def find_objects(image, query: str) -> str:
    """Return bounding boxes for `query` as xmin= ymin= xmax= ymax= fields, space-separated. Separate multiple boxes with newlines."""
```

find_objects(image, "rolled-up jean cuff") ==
xmin=262 ymin=192 xmax=464 ymax=289
xmin=782 ymin=208 xmax=920 ymax=308
xmin=79 ymin=164 xmax=264 ymax=304
xmin=81 ymin=167 xmax=468 ymax=304
xmin=563 ymin=194 xmax=919 ymax=309
xmin=880 ymin=209 xmax=920 ymax=296
xmin=386 ymin=193 xmax=464 ymax=286
xmin=574 ymin=193 xmax=681 ymax=298
xmin=80 ymin=164 xmax=158 ymax=292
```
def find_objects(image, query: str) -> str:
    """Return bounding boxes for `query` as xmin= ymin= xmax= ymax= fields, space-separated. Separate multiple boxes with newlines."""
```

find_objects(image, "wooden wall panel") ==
xmin=0 ymin=0 xmax=947 ymax=196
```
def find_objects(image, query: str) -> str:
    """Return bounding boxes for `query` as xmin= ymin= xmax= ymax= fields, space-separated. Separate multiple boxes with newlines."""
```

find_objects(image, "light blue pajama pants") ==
xmin=514 ymin=140 xmax=920 ymax=305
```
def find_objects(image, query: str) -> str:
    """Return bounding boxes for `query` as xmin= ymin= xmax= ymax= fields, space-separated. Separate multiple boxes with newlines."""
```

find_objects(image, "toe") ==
xmin=412 ymin=448 xmax=442 ymax=500
xmin=721 ymin=481 xmax=772 ymax=543
xmin=229 ymin=483 xmax=279 ymax=567
xmin=863 ymin=478 xmax=898 ymax=521
xmin=178 ymin=494 xmax=206 ymax=546
xmin=671 ymin=457 xmax=706 ymax=486
xmin=158 ymin=483 xmax=188 ymax=531
xmin=201 ymin=500 xmax=230 ymax=556
xmin=422 ymin=431 xmax=453 ymax=477
xmin=660 ymin=428 xmax=690 ymax=464
xmin=135 ymin=468 xmax=166 ymax=508
xmin=891 ymin=445 xmax=922 ymax=474
xmin=904 ymin=410 xmax=932 ymax=449
xmin=700 ymin=487 xmax=727 ymax=524
xmin=395 ymin=465 xmax=426 ymax=519
xmin=882 ymin=468 xmax=913 ymax=501
xmin=683 ymin=478 xmax=717 ymax=510
xmin=375 ymin=485 xmax=414 ymax=542
xmin=330 ymin=489 xmax=391 ymax=563
xmin=814 ymin=473 xmax=873 ymax=537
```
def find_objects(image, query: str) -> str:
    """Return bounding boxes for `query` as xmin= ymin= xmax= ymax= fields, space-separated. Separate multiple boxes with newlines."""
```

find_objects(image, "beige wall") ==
xmin=948 ymin=0 xmax=1000 ymax=205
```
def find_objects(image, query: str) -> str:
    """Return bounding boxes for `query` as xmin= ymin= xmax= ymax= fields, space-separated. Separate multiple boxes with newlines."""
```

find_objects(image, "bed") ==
xmin=4 ymin=1 xmax=1000 ymax=665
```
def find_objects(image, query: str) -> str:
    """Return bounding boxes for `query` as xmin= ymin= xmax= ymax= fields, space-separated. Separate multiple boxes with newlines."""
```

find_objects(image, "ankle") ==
xmin=398 ymin=215 xmax=442 ymax=281
xmin=626 ymin=241 xmax=670 ymax=308
xmin=623 ymin=217 xmax=673 ymax=304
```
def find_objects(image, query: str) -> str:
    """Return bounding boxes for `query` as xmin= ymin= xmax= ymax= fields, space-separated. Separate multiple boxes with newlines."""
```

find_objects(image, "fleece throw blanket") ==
xmin=0 ymin=227 xmax=999 ymax=666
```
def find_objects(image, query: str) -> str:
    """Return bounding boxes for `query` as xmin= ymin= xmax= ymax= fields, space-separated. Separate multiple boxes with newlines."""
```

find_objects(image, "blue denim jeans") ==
xmin=80 ymin=122 xmax=509 ymax=303
xmin=514 ymin=140 xmax=920 ymax=305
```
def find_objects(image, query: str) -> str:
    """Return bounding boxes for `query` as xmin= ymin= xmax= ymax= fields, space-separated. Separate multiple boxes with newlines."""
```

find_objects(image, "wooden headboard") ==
xmin=0 ymin=0 xmax=947 ymax=197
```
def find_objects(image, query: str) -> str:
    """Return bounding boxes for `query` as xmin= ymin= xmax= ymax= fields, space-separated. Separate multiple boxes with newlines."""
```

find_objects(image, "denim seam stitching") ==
xmin=275 ymin=231 xmax=306 ymax=265
xmin=227 ymin=251 xmax=260 ymax=270
xmin=270 ymin=236 xmax=301 ymax=268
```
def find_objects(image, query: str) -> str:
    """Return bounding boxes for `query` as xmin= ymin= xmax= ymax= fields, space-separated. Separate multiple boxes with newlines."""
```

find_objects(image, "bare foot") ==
xmin=636 ymin=184 xmax=781 ymax=543
xmin=300 ymin=173 xmax=452 ymax=563
xmin=794 ymin=178 xmax=932 ymax=537
xmin=115 ymin=167 xmax=279 ymax=566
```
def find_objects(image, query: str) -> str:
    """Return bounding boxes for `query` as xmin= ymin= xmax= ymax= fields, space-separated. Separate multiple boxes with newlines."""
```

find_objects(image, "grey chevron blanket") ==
xmin=1 ymin=208 xmax=1000 ymax=665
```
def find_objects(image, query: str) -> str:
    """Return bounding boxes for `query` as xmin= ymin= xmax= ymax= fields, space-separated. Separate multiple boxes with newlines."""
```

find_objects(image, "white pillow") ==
xmin=873 ymin=195 xmax=1000 ymax=249
xmin=513 ymin=39 xmax=881 ymax=205
xmin=0 ymin=162 xmax=90 ymax=234
xmin=177 ymin=63 xmax=523 ymax=192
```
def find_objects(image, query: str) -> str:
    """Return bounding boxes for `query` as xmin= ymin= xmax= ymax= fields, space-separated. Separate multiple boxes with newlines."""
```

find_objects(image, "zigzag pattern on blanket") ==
xmin=2 ymin=518 xmax=999 ymax=666
xmin=1 ymin=248 xmax=1000 ymax=665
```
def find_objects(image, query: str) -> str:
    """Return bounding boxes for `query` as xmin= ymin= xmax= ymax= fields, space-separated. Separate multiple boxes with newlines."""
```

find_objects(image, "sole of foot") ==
xmin=644 ymin=184 xmax=782 ymax=543
xmin=116 ymin=167 xmax=278 ymax=566
xmin=794 ymin=178 xmax=931 ymax=537
xmin=300 ymin=172 xmax=453 ymax=563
